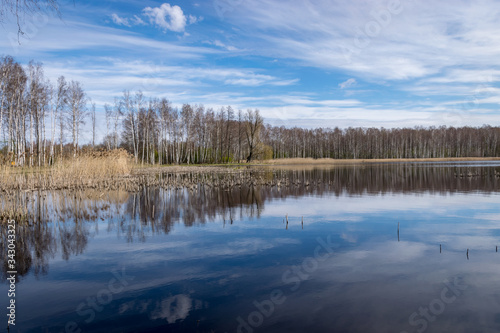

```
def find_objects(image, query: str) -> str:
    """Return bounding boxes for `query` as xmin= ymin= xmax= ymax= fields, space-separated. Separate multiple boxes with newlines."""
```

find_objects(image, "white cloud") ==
xmin=211 ymin=40 xmax=239 ymax=51
xmin=188 ymin=15 xmax=200 ymax=24
xmin=110 ymin=13 xmax=131 ymax=27
xmin=111 ymin=4 xmax=200 ymax=32
xmin=110 ymin=14 xmax=146 ymax=28
xmin=339 ymin=78 xmax=357 ymax=89
xmin=143 ymin=3 xmax=187 ymax=33
xmin=131 ymin=15 xmax=146 ymax=26
xmin=220 ymin=0 xmax=500 ymax=84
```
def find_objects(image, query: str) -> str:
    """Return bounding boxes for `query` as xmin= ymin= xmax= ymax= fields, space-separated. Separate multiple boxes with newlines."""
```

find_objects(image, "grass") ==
xmin=52 ymin=149 xmax=132 ymax=180
xmin=0 ymin=149 xmax=133 ymax=191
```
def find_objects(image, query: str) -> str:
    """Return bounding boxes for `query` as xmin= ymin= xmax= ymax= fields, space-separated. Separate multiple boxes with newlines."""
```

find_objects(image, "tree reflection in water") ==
xmin=1 ymin=163 xmax=499 ymax=280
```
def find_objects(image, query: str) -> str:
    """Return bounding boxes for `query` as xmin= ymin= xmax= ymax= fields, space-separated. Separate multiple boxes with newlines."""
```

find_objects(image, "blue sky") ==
xmin=2 ymin=0 xmax=500 ymax=142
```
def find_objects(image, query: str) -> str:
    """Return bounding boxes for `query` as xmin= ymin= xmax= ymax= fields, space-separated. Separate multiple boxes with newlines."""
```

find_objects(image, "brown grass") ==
xmin=0 ymin=149 xmax=133 ymax=191
xmin=52 ymin=149 xmax=132 ymax=180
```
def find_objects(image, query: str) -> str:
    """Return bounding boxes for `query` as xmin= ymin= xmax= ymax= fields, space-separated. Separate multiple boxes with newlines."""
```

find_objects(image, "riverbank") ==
xmin=133 ymin=157 xmax=500 ymax=173
xmin=261 ymin=157 xmax=500 ymax=165
xmin=1 ymin=156 xmax=499 ymax=193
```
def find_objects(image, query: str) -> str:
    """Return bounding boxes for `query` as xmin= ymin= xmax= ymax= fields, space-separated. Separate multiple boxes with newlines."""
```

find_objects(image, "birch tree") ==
xmin=66 ymin=80 xmax=87 ymax=158
xmin=56 ymin=76 xmax=67 ymax=160
xmin=104 ymin=103 xmax=112 ymax=150
xmin=121 ymin=90 xmax=139 ymax=163
xmin=91 ymin=101 xmax=96 ymax=148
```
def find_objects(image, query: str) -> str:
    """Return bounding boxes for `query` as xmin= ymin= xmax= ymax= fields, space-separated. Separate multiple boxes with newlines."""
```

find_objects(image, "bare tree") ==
xmin=104 ymin=103 xmax=112 ymax=150
xmin=245 ymin=109 xmax=263 ymax=163
xmin=0 ymin=56 xmax=11 ymax=152
xmin=91 ymin=101 xmax=96 ymax=148
xmin=55 ymin=75 xmax=67 ymax=160
xmin=121 ymin=90 xmax=139 ymax=163
xmin=112 ymin=97 xmax=122 ymax=149
xmin=225 ymin=105 xmax=234 ymax=163
xmin=181 ymin=104 xmax=194 ymax=164
xmin=1 ymin=0 xmax=60 ymax=38
xmin=47 ymin=79 xmax=55 ymax=164
xmin=66 ymin=80 xmax=87 ymax=158
xmin=237 ymin=109 xmax=243 ymax=162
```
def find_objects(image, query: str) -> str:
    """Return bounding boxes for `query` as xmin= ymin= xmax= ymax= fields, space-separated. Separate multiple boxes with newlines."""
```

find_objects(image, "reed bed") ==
xmin=0 ymin=149 xmax=133 ymax=192
xmin=52 ymin=149 xmax=132 ymax=181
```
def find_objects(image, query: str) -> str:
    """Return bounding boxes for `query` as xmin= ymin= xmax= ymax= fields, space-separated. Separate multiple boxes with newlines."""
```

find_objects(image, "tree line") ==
xmin=104 ymin=92 xmax=264 ymax=165
xmin=1 ymin=55 xmax=499 ymax=167
xmin=1 ymin=56 xmax=91 ymax=166
xmin=263 ymin=125 xmax=500 ymax=159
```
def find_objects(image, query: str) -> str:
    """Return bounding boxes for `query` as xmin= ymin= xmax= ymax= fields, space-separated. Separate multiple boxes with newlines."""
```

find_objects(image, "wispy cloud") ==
xmin=188 ymin=14 xmax=201 ymax=25
xmin=339 ymin=78 xmax=356 ymax=89
xmin=219 ymin=0 xmax=500 ymax=83
xmin=208 ymin=40 xmax=239 ymax=51
xmin=0 ymin=20 xmax=216 ymax=58
xmin=110 ymin=13 xmax=131 ymax=27
xmin=40 ymin=58 xmax=300 ymax=108
xmin=131 ymin=15 xmax=146 ymax=26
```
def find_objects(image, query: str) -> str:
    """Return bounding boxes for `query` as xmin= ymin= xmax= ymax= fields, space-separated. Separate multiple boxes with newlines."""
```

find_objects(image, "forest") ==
xmin=1 ymin=55 xmax=500 ymax=167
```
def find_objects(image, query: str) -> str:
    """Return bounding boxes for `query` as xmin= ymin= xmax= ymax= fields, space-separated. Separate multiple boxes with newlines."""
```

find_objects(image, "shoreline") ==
xmin=260 ymin=157 xmax=500 ymax=166
xmin=1 ymin=157 xmax=499 ymax=222
xmin=263 ymin=157 xmax=500 ymax=165
xmin=0 ymin=157 xmax=498 ymax=193
xmin=132 ymin=157 xmax=500 ymax=174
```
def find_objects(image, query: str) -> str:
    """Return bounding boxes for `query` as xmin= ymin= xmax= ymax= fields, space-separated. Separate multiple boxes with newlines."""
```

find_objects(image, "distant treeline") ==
xmin=264 ymin=125 xmax=500 ymax=159
xmin=1 ymin=55 xmax=499 ymax=166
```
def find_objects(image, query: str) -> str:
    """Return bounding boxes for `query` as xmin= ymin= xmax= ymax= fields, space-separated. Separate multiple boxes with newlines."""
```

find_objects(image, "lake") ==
xmin=1 ymin=162 xmax=500 ymax=333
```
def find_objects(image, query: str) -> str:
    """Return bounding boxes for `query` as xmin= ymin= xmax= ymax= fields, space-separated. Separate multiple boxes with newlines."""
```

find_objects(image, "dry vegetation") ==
xmin=0 ymin=149 xmax=132 ymax=192
xmin=52 ymin=149 xmax=132 ymax=180
xmin=2 ymin=154 xmax=499 ymax=192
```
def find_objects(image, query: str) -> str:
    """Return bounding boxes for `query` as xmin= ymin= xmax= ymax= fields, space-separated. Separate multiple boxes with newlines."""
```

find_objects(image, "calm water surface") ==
xmin=1 ymin=162 xmax=500 ymax=333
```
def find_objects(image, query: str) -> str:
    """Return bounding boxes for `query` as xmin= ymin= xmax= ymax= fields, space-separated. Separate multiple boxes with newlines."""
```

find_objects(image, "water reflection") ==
xmin=150 ymin=294 xmax=193 ymax=323
xmin=1 ymin=163 xmax=499 ymax=281
xmin=1 ymin=163 xmax=499 ymax=333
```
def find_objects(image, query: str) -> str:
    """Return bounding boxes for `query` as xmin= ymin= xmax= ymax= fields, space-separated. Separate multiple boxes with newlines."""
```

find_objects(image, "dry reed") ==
xmin=52 ymin=149 xmax=132 ymax=180
xmin=0 ymin=149 xmax=132 ymax=192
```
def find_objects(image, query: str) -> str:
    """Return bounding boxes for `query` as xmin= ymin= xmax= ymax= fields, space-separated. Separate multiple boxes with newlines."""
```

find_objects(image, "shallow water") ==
xmin=1 ymin=162 xmax=500 ymax=333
